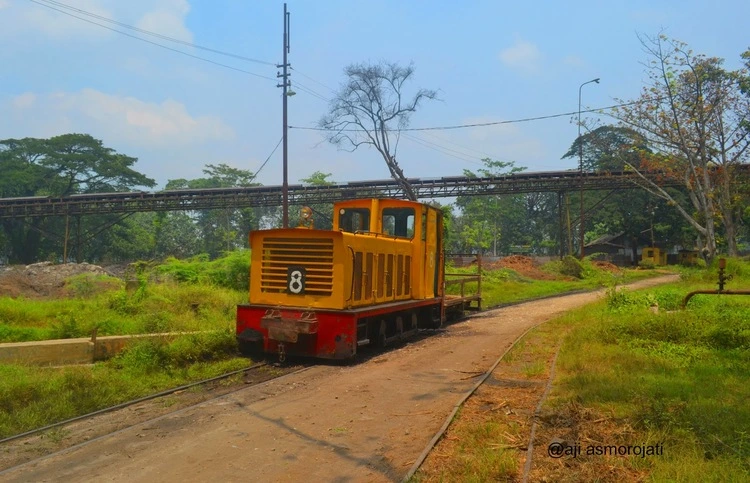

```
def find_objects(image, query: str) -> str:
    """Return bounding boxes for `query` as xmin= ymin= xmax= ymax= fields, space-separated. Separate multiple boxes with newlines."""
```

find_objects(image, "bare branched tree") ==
xmin=319 ymin=61 xmax=437 ymax=201
xmin=612 ymin=34 xmax=750 ymax=259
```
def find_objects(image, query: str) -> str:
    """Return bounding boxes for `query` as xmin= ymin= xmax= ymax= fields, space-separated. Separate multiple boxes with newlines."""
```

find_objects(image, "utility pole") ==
xmin=578 ymin=77 xmax=600 ymax=259
xmin=277 ymin=3 xmax=291 ymax=228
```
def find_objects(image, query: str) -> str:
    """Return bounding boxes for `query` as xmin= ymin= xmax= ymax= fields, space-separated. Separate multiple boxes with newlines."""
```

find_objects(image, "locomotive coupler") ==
xmin=278 ymin=342 xmax=286 ymax=363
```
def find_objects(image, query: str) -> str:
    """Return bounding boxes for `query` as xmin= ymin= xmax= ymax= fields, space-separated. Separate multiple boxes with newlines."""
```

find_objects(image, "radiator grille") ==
xmin=260 ymin=237 xmax=334 ymax=296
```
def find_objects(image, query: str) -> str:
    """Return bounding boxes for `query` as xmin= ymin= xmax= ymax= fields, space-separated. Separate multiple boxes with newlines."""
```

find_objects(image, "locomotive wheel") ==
xmin=374 ymin=320 xmax=387 ymax=348
xmin=430 ymin=306 xmax=443 ymax=329
xmin=237 ymin=340 xmax=262 ymax=358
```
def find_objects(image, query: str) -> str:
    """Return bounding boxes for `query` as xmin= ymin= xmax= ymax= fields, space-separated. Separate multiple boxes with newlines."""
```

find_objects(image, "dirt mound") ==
xmin=487 ymin=255 xmax=557 ymax=280
xmin=0 ymin=262 xmax=115 ymax=298
xmin=593 ymin=261 xmax=621 ymax=273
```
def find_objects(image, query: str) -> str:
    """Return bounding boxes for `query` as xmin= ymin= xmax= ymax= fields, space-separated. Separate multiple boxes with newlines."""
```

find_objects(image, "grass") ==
xmin=547 ymin=285 xmax=750 ymax=481
xmin=0 ymin=330 xmax=253 ymax=439
xmin=0 ymin=251 xmax=669 ymax=442
xmin=0 ymin=275 xmax=245 ymax=343
xmin=0 ymin=251 xmax=256 ymax=439
xmin=417 ymin=259 xmax=750 ymax=481
xmin=0 ymin=254 xmax=661 ymax=344
xmin=446 ymin=256 xmax=661 ymax=308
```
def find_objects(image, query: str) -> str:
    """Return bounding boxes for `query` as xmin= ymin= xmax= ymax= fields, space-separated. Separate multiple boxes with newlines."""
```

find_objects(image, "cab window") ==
xmin=339 ymin=208 xmax=370 ymax=233
xmin=382 ymin=208 xmax=415 ymax=238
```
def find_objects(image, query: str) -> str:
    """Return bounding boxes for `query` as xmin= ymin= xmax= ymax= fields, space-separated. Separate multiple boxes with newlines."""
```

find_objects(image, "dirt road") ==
xmin=1 ymin=275 xmax=678 ymax=482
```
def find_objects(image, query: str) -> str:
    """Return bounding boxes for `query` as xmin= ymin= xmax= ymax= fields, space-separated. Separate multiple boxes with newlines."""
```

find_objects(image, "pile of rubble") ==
xmin=487 ymin=255 xmax=557 ymax=280
xmin=592 ymin=260 xmax=621 ymax=273
xmin=0 ymin=262 xmax=115 ymax=298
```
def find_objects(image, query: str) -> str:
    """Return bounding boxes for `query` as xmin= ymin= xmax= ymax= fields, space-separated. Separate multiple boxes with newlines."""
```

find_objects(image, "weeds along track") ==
xmin=0 ymin=361 xmax=311 ymax=472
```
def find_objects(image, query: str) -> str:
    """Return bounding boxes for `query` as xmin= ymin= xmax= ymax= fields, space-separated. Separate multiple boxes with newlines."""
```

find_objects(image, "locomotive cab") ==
xmin=236 ymin=198 xmax=445 ymax=360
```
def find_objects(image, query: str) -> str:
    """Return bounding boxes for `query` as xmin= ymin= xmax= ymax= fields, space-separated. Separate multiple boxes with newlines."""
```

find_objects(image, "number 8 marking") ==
xmin=287 ymin=267 xmax=305 ymax=294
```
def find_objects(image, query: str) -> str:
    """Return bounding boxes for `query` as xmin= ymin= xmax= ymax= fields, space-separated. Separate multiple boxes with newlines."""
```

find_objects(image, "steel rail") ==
xmin=402 ymin=274 xmax=679 ymax=481
xmin=0 ymin=364 xmax=314 ymax=477
xmin=0 ymin=361 xmax=270 ymax=445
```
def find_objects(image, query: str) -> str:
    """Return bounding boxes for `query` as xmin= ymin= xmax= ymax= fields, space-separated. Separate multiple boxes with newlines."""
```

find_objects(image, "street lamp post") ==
xmin=578 ymin=77 xmax=600 ymax=259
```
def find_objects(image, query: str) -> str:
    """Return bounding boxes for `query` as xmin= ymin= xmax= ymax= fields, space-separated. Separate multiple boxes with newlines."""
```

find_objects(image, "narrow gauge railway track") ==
xmin=0 ymin=289 xmax=571 ymax=472
xmin=0 ymin=361 xmax=310 ymax=473
xmin=0 ymin=278 xmax=665 ymax=476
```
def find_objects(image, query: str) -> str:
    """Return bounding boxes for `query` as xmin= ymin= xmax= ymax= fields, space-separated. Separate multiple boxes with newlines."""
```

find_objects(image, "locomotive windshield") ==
xmin=339 ymin=208 xmax=370 ymax=233
xmin=382 ymin=208 xmax=415 ymax=238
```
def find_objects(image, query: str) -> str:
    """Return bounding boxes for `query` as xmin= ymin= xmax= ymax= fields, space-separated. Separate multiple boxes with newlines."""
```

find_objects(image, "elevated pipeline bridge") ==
xmin=0 ymin=169 xmax=682 ymax=220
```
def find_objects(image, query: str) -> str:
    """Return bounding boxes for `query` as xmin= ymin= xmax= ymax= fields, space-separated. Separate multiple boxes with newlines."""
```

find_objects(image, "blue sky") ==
xmin=1 ymin=0 xmax=748 ymax=189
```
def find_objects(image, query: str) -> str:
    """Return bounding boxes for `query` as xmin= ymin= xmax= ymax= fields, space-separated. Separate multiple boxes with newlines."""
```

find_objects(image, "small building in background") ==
xmin=677 ymin=249 xmax=699 ymax=266
xmin=641 ymin=246 xmax=667 ymax=266
xmin=583 ymin=232 xmax=635 ymax=266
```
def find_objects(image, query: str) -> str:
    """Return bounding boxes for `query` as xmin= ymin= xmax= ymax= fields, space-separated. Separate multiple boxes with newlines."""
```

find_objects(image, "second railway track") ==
xmin=0 ymin=361 xmax=310 ymax=473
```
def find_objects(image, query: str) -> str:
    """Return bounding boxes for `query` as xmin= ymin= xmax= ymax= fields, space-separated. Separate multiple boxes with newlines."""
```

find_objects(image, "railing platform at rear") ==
xmin=443 ymin=254 xmax=482 ymax=318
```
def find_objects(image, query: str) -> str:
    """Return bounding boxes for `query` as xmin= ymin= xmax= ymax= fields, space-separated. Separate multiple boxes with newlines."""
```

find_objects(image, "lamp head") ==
xmin=593 ymin=78 xmax=600 ymax=83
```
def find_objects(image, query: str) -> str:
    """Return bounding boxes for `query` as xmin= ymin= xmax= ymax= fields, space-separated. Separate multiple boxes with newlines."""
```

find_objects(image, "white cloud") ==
xmin=1 ymin=1 xmax=193 ymax=42
xmin=461 ymin=116 xmax=546 ymax=164
xmin=6 ymin=89 xmax=234 ymax=147
xmin=563 ymin=55 xmax=586 ymax=68
xmin=499 ymin=40 xmax=542 ymax=75
xmin=136 ymin=0 xmax=193 ymax=43
xmin=12 ymin=92 xmax=36 ymax=109
xmin=15 ymin=0 xmax=114 ymax=38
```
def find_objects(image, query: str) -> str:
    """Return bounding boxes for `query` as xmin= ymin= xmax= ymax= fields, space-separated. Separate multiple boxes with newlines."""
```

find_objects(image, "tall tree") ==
xmin=562 ymin=124 xmax=693 ymax=252
xmin=319 ymin=61 xmax=437 ymax=201
xmin=613 ymin=35 xmax=750 ymax=259
xmin=165 ymin=163 xmax=263 ymax=257
xmin=454 ymin=159 xmax=532 ymax=256
xmin=40 ymin=134 xmax=155 ymax=196
xmin=0 ymin=135 xmax=155 ymax=263
xmin=562 ymin=126 xmax=650 ymax=172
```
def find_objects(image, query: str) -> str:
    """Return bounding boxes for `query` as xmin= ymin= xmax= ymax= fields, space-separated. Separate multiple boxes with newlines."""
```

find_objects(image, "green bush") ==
xmin=48 ymin=311 xmax=85 ymax=339
xmin=110 ymin=339 xmax=170 ymax=374
xmin=64 ymin=273 xmax=122 ymax=298
xmin=605 ymin=286 xmax=657 ymax=312
xmin=110 ymin=331 xmax=238 ymax=374
xmin=560 ymin=255 xmax=584 ymax=279
xmin=155 ymin=251 xmax=250 ymax=291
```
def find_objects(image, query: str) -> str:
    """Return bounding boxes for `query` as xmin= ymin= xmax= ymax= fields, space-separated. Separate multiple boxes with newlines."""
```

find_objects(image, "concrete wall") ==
xmin=0 ymin=333 xmax=193 ymax=366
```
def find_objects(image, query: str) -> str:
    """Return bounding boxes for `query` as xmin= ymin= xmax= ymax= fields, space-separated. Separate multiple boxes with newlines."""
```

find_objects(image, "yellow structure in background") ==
xmin=678 ymin=250 xmax=699 ymax=266
xmin=641 ymin=247 xmax=667 ymax=266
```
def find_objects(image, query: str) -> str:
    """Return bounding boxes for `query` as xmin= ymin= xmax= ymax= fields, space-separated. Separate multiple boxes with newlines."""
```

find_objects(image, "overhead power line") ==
xmin=252 ymin=137 xmax=284 ymax=180
xmin=290 ymin=67 xmax=337 ymax=94
xmin=291 ymin=81 xmax=331 ymax=102
xmin=289 ymin=98 xmax=664 ymax=133
xmin=34 ymin=0 xmax=275 ymax=65
xmin=28 ymin=0 xmax=276 ymax=80
xmin=401 ymin=133 xmax=482 ymax=164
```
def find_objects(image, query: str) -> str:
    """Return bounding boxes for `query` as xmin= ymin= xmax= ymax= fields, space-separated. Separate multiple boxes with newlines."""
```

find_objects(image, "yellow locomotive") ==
xmin=236 ymin=197 xmax=461 ymax=360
